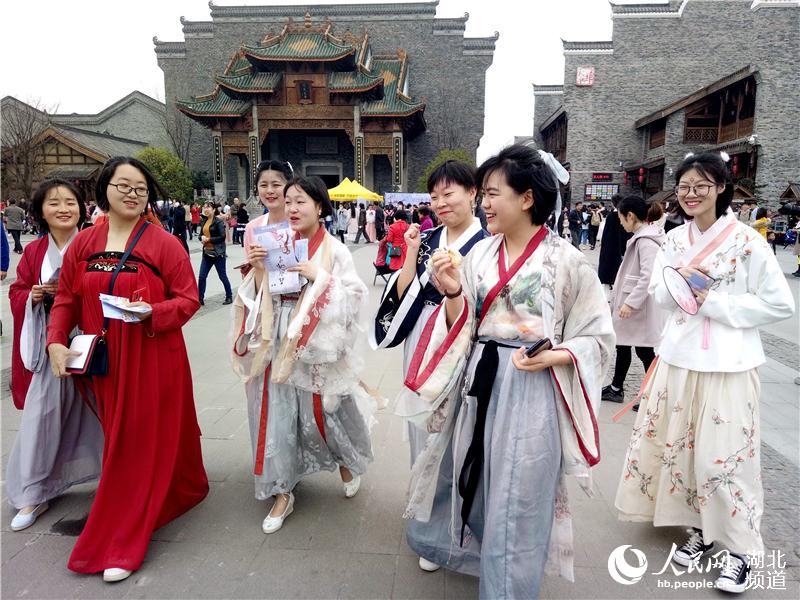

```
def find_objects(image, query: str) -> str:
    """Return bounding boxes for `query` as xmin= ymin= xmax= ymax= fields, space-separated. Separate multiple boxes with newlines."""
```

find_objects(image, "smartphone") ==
xmin=686 ymin=271 xmax=715 ymax=292
xmin=524 ymin=338 xmax=552 ymax=358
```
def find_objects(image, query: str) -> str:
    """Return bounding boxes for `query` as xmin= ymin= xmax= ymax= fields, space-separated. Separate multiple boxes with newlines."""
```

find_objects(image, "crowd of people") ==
xmin=1 ymin=145 xmax=796 ymax=598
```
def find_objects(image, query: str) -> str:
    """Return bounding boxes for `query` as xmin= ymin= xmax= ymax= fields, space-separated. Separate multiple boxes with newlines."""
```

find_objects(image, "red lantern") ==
xmin=639 ymin=167 xmax=645 ymax=175
xmin=638 ymin=175 xmax=644 ymax=184
xmin=623 ymin=172 xmax=629 ymax=184
xmin=732 ymin=164 xmax=739 ymax=176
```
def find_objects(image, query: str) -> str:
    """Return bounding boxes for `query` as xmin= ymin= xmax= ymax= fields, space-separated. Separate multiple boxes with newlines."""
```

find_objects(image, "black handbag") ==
xmin=84 ymin=222 xmax=149 ymax=376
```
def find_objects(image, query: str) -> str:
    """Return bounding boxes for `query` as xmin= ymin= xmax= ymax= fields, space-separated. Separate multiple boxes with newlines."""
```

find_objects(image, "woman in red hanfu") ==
xmin=47 ymin=157 xmax=208 ymax=583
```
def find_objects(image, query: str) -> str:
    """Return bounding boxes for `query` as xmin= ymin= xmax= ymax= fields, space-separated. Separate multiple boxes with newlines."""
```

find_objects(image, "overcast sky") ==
xmin=0 ymin=0 xmax=631 ymax=161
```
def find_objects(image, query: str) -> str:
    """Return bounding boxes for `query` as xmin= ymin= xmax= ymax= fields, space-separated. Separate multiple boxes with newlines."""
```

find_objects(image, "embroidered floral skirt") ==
xmin=615 ymin=359 xmax=764 ymax=555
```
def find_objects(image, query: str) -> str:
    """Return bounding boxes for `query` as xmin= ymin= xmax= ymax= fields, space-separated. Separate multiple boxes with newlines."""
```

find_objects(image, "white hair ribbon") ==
xmin=537 ymin=149 xmax=570 ymax=219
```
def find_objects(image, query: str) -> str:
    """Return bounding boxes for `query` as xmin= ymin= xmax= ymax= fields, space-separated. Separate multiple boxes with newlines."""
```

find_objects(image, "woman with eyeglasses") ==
xmin=615 ymin=152 xmax=794 ymax=594
xmin=231 ymin=175 xmax=374 ymax=534
xmin=198 ymin=201 xmax=233 ymax=305
xmin=46 ymin=156 xmax=209 ymax=583
xmin=7 ymin=179 xmax=103 ymax=532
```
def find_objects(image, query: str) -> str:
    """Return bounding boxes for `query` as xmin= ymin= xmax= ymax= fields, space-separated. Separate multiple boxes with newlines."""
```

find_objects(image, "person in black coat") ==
xmin=568 ymin=201 xmax=585 ymax=248
xmin=171 ymin=200 xmax=189 ymax=254
xmin=597 ymin=195 xmax=632 ymax=286
xmin=198 ymin=202 xmax=233 ymax=305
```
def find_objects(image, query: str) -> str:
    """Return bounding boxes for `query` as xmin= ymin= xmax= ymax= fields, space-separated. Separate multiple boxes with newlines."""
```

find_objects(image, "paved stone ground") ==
xmin=1 ymin=232 xmax=798 ymax=599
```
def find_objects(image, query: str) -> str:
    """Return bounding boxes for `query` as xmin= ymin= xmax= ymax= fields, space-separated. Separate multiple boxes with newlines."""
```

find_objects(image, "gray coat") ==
xmin=611 ymin=223 xmax=666 ymax=347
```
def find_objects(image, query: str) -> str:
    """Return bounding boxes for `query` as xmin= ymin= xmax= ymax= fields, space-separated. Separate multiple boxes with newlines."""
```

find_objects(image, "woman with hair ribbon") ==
xmin=615 ymin=152 xmax=794 ymax=594
xmin=396 ymin=144 xmax=613 ymax=598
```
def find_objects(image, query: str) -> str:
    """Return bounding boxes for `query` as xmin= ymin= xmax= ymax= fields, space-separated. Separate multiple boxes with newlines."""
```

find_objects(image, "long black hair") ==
xmin=95 ymin=156 xmax=167 ymax=217
xmin=30 ymin=178 xmax=87 ymax=232
xmin=476 ymin=144 xmax=558 ymax=225
xmin=618 ymin=194 xmax=664 ymax=223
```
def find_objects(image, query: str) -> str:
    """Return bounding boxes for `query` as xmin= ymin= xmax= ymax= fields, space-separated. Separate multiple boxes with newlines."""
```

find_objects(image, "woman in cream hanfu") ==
xmin=397 ymin=144 xmax=614 ymax=599
xmin=7 ymin=179 xmax=103 ymax=531
xmin=615 ymin=152 xmax=795 ymax=595
xmin=231 ymin=175 xmax=375 ymax=534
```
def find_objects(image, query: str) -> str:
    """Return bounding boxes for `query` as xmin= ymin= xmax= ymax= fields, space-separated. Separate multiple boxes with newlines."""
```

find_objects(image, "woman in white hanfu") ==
xmin=231 ymin=175 xmax=375 ymax=534
xmin=396 ymin=144 xmax=614 ymax=599
xmin=6 ymin=179 xmax=103 ymax=531
xmin=615 ymin=152 xmax=795 ymax=594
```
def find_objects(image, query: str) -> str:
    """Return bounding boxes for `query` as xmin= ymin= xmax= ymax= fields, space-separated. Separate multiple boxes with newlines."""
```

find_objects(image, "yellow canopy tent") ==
xmin=328 ymin=178 xmax=383 ymax=202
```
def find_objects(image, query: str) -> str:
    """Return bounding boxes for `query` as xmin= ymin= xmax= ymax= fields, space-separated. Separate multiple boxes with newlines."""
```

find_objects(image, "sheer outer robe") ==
xmin=397 ymin=230 xmax=615 ymax=581
xmin=46 ymin=220 xmax=209 ymax=573
xmin=6 ymin=233 xmax=103 ymax=508
xmin=9 ymin=236 xmax=50 ymax=408
xmin=231 ymin=230 xmax=376 ymax=491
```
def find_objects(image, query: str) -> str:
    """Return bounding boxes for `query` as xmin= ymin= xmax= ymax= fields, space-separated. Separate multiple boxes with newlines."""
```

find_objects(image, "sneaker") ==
xmin=418 ymin=556 xmax=441 ymax=572
xmin=601 ymin=385 xmax=625 ymax=403
xmin=672 ymin=528 xmax=714 ymax=567
xmin=715 ymin=553 xmax=750 ymax=593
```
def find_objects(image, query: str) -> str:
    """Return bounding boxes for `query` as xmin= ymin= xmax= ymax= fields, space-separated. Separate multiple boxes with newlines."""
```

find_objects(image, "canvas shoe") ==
xmin=601 ymin=385 xmax=625 ymax=403
xmin=343 ymin=475 xmax=361 ymax=498
xmin=103 ymin=568 xmax=132 ymax=583
xmin=419 ymin=557 xmax=441 ymax=572
xmin=262 ymin=493 xmax=294 ymax=534
xmin=715 ymin=553 xmax=750 ymax=594
xmin=672 ymin=528 xmax=715 ymax=567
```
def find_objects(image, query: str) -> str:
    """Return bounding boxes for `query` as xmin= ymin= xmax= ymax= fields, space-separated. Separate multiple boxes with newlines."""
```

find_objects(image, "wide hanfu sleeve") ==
xmin=47 ymin=239 xmax=83 ymax=349
xmin=549 ymin=254 xmax=615 ymax=483
xmin=698 ymin=236 xmax=794 ymax=328
xmin=9 ymin=247 xmax=36 ymax=408
xmin=149 ymin=235 xmax=201 ymax=334
xmin=369 ymin=267 xmax=427 ymax=349
xmin=394 ymin=249 xmax=478 ymax=427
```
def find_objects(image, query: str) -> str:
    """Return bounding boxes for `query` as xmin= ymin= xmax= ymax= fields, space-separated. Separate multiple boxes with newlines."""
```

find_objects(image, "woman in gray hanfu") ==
xmin=231 ymin=175 xmax=376 ymax=534
xmin=396 ymin=144 xmax=614 ymax=599
xmin=7 ymin=179 xmax=103 ymax=531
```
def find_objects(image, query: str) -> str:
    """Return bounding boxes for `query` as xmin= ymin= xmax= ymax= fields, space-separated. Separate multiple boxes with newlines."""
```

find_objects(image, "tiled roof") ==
xmin=361 ymin=57 xmax=424 ymax=117
xmin=329 ymin=70 xmax=383 ymax=93
xmin=216 ymin=72 xmax=282 ymax=94
xmin=611 ymin=2 xmax=679 ymax=14
xmin=53 ymin=126 xmax=147 ymax=158
xmin=244 ymin=32 xmax=355 ymax=62
xmin=209 ymin=2 xmax=438 ymax=18
xmin=176 ymin=90 xmax=250 ymax=118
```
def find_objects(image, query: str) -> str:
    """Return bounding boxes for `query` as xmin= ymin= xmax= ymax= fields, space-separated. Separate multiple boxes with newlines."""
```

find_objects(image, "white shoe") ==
xmin=103 ymin=568 xmax=132 ymax=582
xmin=343 ymin=475 xmax=361 ymax=498
xmin=10 ymin=502 xmax=49 ymax=531
xmin=419 ymin=557 xmax=440 ymax=572
xmin=262 ymin=493 xmax=294 ymax=534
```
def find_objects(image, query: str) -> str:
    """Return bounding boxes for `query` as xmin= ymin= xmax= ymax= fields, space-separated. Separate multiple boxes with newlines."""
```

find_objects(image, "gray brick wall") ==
xmin=155 ymin=3 xmax=495 ymax=190
xmin=547 ymin=0 xmax=799 ymax=207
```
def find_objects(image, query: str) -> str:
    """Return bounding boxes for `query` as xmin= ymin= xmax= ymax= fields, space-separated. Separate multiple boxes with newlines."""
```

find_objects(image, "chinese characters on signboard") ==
xmin=576 ymin=66 xmax=595 ymax=87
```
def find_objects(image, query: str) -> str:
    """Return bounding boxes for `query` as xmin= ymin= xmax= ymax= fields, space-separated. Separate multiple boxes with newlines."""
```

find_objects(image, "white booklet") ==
xmin=65 ymin=334 xmax=98 ymax=372
xmin=251 ymin=223 xmax=310 ymax=294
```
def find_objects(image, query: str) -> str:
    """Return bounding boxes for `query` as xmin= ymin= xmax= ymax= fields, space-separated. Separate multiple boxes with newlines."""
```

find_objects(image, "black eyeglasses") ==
xmin=675 ymin=184 xmax=714 ymax=198
xmin=109 ymin=182 xmax=149 ymax=197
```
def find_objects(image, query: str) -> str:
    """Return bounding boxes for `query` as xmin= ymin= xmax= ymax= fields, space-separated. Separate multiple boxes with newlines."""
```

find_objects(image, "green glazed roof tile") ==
xmin=244 ymin=32 xmax=354 ymax=62
xmin=361 ymin=59 xmax=424 ymax=117
xmin=216 ymin=71 xmax=282 ymax=93
xmin=329 ymin=70 xmax=382 ymax=93
xmin=176 ymin=90 xmax=250 ymax=117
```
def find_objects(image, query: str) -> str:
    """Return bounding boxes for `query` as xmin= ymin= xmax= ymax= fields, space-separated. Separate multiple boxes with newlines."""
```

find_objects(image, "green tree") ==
xmin=192 ymin=169 xmax=213 ymax=193
xmin=416 ymin=148 xmax=475 ymax=193
xmin=135 ymin=147 xmax=193 ymax=202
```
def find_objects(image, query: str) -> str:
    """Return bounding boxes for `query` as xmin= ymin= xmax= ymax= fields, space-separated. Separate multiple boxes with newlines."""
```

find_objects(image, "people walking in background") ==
xmin=172 ymin=199 xmax=189 ymax=254
xmin=365 ymin=203 xmax=377 ymax=242
xmin=375 ymin=202 xmax=386 ymax=240
xmin=190 ymin=202 xmax=200 ymax=237
xmin=615 ymin=152 xmax=795 ymax=594
xmin=418 ymin=206 xmax=434 ymax=232
xmin=354 ymin=202 xmax=371 ymax=243
xmin=183 ymin=201 xmax=193 ymax=240
xmin=602 ymin=195 xmax=665 ymax=408
xmin=384 ymin=209 xmax=409 ymax=270
xmin=749 ymin=207 xmax=771 ymax=240
xmin=198 ymin=202 xmax=233 ymax=305
xmin=1 ymin=221 xmax=9 ymax=281
xmin=336 ymin=203 xmax=350 ymax=244
xmin=5 ymin=199 xmax=26 ymax=254
xmin=588 ymin=203 xmax=603 ymax=249
xmin=598 ymin=194 xmax=632 ymax=288
xmin=231 ymin=176 xmax=375 ymax=535
xmin=235 ymin=198 xmax=249 ymax=247
xmin=46 ymin=156 xmax=209 ymax=583
xmin=7 ymin=178 xmax=103 ymax=532
xmin=568 ymin=201 xmax=584 ymax=248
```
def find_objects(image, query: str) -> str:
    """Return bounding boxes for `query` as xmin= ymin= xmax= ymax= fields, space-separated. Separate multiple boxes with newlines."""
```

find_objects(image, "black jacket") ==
xmin=172 ymin=205 xmax=187 ymax=234
xmin=200 ymin=216 xmax=227 ymax=257
xmin=597 ymin=210 xmax=632 ymax=284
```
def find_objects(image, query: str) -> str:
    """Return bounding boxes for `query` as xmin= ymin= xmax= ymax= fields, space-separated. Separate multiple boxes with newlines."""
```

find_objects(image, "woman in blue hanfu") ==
xmin=396 ymin=143 xmax=614 ymax=598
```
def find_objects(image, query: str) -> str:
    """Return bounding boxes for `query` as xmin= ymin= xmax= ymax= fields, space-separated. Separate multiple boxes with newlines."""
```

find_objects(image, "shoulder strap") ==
xmin=102 ymin=222 xmax=149 ymax=333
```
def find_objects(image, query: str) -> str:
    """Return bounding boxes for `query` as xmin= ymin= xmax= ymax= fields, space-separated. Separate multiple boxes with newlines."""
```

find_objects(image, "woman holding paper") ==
xmin=615 ymin=152 xmax=794 ymax=594
xmin=46 ymin=157 xmax=208 ymax=583
xmin=397 ymin=144 xmax=614 ymax=598
xmin=243 ymin=159 xmax=293 ymax=252
xmin=231 ymin=175 xmax=374 ymax=534
xmin=7 ymin=179 xmax=103 ymax=532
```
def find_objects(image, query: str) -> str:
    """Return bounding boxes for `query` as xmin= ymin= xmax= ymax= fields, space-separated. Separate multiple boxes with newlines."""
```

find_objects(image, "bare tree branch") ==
xmin=161 ymin=108 xmax=196 ymax=165
xmin=1 ymin=97 xmax=57 ymax=199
